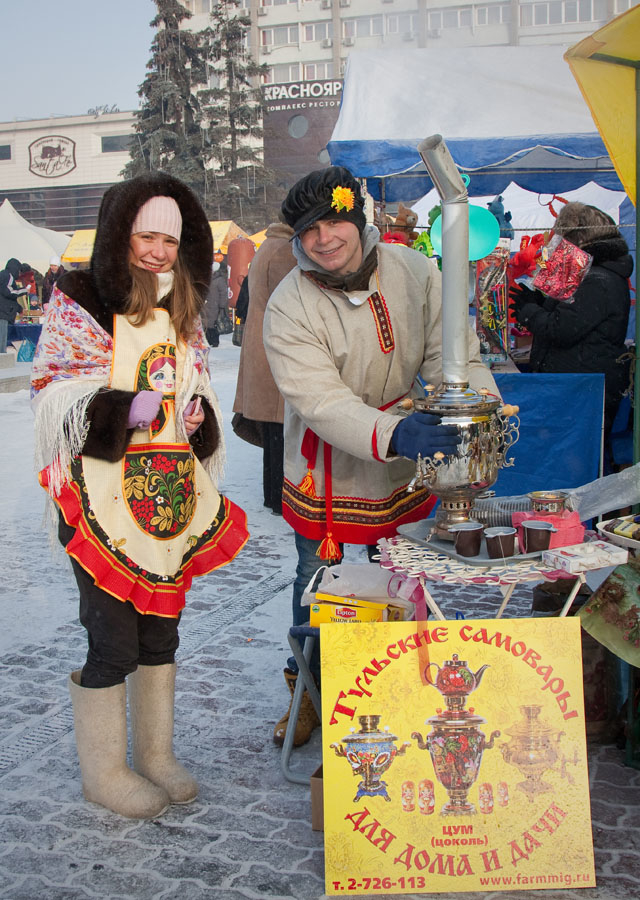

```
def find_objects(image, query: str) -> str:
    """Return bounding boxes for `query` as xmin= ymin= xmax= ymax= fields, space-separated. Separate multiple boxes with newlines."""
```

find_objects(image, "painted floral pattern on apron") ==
xmin=123 ymin=444 xmax=195 ymax=538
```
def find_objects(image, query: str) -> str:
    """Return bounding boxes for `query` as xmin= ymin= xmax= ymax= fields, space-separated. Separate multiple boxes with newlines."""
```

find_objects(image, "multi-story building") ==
xmin=182 ymin=0 xmax=635 ymax=188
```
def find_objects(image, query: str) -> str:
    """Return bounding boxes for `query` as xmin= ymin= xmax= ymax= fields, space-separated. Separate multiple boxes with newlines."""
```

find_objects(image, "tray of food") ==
xmin=396 ymin=520 xmax=543 ymax=567
xmin=596 ymin=516 xmax=640 ymax=552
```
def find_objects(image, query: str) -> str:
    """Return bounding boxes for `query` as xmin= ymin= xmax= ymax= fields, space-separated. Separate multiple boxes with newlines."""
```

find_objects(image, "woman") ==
xmin=510 ymin=202 xmax=632 ymax=468
xmin=31 ymin=173 xmax=248 ymax=819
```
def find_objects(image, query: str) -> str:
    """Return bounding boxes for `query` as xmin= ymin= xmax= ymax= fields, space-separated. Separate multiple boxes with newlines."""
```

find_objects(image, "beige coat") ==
xmin=233 ymin=222 xmax=296 ymax=423
xmin=263 ymin=240 xmax=499 ymax=544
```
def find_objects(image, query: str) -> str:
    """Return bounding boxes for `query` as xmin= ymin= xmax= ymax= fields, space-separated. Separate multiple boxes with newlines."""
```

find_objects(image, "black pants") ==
xmin=262 ymin=421 xmax=284 ymax=514
xmin=59 ymin=517 xmax=180 ymax=688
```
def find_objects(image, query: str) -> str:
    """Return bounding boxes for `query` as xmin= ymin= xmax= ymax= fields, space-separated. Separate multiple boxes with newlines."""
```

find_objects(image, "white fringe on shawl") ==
xmin=33 ymin=377 xmax=109 ymax=497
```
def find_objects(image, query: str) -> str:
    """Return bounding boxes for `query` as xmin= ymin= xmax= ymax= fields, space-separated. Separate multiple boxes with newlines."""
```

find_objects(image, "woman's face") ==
xmin=149 ymin=360 xmax=176 ymax=393
xmin=129 ymin=231 xmax=179 ymax=274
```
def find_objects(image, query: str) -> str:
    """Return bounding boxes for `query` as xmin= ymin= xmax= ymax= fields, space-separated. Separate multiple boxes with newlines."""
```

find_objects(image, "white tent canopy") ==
xmin=0 ymin=199 xmax=69 ymax=275
xmin=328 ymin=46 xmax=622 ymax=200
xmin=411 ymin=181 xmax=629 ymax=249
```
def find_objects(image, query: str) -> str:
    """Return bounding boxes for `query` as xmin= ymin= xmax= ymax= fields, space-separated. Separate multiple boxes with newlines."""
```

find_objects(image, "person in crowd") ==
xmin=263 ymin=167 xmax=497 ymax=746
xmin=0 ymin=259 xmax=29 ymax=352
xmin=30 ymin=173 xmax=248 ymax=819
xmin=42 ymin=255 xmax=65 ymax=306
xmin=17 ymin=263 xmax=41 ymax=313
xmin=233 ymin=220 xmax=296 ymax=517
xmin=201 ymin=261 xmax=226 ymax=348
xmin=234 ymin=274 xmax=250 ymax=325
xmin=510 ymin=202 xmax=632 ymax=471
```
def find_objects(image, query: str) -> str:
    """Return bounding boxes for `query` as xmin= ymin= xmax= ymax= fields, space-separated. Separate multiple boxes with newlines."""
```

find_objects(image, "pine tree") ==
xmin=123 ymin=0 xmax=208 ymax=197
xmin=200 ymin=0 xmax=278 ymax=231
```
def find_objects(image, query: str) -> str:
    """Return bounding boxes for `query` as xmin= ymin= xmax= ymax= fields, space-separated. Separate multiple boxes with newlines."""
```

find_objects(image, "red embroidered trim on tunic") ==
xmin=282 ymin=477 xmax=435 ymax=544
xmin=368 ymin=291 xmax=395 ymax=353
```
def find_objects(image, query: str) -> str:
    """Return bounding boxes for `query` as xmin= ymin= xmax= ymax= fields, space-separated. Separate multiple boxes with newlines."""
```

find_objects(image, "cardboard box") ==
xmin=542 ymin=541 xmax=628 ymax=573
xmin=309 ymin=601 xmax=385 ymax=626
xmin=311 ymin=764 xmax=324 ymax=831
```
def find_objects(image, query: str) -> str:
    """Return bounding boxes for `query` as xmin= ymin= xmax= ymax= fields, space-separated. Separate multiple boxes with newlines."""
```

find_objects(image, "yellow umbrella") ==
xmin=565 ymin=6 xmax=639 ymax=463
xmin=62 ymin=229 xmax=96 ymax=265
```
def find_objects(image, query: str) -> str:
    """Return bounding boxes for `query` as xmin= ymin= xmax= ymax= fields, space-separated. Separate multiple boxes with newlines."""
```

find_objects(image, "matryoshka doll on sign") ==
xmin=418 ymin=779 xmax=435 ymax=815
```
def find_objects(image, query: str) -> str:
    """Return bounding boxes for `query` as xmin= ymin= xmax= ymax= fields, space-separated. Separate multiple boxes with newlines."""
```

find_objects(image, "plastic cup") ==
xmin=448 ymin=521 xmax=483 ymax=557
xmin=521 ymin=520 xmax=557 ymax=553
xmin=484 ymin=526 xmax=517 ymax=559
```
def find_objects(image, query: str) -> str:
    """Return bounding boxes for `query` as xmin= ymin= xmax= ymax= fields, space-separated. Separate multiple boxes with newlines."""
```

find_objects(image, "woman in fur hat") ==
xmin=31 ymin=173 xmax=248 ymax=819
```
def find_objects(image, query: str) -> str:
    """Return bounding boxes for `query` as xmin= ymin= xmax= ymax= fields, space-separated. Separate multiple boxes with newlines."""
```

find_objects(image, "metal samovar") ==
xmin=331 ymin=714 xmax=411 ymax=803
xmin=403 ymin=136 xmax=520 ymax=539
xmin=500 ymin=704 xmax=567 ymax=801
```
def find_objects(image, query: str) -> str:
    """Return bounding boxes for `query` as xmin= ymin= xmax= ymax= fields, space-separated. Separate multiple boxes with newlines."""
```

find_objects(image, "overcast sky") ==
xmin=0 ymin=0 xmax=157 ymax=121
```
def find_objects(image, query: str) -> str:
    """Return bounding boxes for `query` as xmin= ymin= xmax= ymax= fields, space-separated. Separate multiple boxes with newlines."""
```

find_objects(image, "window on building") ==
xmin=387 ymin=13 xmax=417 ymax=33
xmin=262 ymin=24 xmax=299 ymax=45
xmin=101 ymin=135 xmax=131 ymax=153
xmin=195 ymin=0 xmax=210 ymax=13
xmin=476 ymin=4 xmax=510 ymax=25
xmin=460 ymin=8 xmax=472 ymax=26
xmin=261 ymin=0 xmax=297 ymax=5
xmin=0 ymin=145 xmax=11 ymax=161
xmin=520 ymin=0 xmax=602 ymax=25
xmin=304 ymin=21 xmax=333 ymax=41
xmin=262 ymin=63 xmax=301 ymax=83
xmin=303 ymin=61 xmax=334 ymax=80
xmin=614 ymin=0 xmax=633 ymax=11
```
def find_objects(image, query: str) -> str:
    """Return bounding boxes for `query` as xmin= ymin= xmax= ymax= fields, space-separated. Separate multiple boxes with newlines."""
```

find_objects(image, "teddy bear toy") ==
xmin=393 ymin=203 xmax=419 ymax=243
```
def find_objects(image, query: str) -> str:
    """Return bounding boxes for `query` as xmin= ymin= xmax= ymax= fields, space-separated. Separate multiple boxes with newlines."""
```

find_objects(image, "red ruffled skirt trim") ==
xmin=40 ymin=467 xmax=249 ymax=618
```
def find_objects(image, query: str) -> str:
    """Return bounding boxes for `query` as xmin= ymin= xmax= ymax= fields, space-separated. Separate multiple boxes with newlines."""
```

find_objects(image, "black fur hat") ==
xmin=60 ymin=174 xmax=212 ymax=325
xmin=281 ymin=166 xmax=366 ymax=238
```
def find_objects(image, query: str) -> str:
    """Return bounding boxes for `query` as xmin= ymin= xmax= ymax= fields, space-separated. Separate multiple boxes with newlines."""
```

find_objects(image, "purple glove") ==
xmin=127 ymin=391 xmax=163 ymax=429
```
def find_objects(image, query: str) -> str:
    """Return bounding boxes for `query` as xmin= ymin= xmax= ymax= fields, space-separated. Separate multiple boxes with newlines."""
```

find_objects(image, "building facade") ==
xmin=182 ymin=0 xmax=635 ymax=187
xmin=0 ymin=111 xmax=135 ymax=231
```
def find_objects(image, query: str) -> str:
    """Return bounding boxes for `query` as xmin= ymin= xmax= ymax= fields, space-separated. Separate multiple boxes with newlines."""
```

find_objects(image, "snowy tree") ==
xmin=123 ymin=0 xmax=209 ymax=197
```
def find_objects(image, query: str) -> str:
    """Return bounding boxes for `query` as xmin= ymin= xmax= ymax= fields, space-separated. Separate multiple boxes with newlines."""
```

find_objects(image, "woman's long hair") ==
xmin=126 ymin=253 xmax=202 ymax=341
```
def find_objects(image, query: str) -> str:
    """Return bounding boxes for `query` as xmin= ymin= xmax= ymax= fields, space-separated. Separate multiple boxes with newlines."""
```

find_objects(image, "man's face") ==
xmin=299 ymin=218 xmax=362 ymax=276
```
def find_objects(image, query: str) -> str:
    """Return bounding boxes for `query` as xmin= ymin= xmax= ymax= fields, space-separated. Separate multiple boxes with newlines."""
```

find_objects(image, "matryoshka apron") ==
xmin=56 ymin=310 xmax=248 ymax=617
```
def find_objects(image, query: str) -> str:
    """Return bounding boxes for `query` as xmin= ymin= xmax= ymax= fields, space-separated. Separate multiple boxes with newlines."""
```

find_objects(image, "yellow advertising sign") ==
xmin=321 ymin=618 xmax=595 ymax=895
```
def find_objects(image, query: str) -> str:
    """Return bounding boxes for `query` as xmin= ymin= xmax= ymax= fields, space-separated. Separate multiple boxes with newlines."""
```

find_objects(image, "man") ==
xmin=263 ymin=166 xmax=498 ymax=746
xmin=0 ymin=260 xmax=29 ymax=353
xmin=233 ymin=220 xmax=296 ymax=515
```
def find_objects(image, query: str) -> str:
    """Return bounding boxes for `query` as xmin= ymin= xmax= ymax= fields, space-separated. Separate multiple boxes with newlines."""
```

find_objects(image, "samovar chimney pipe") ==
xmin=417 ymin=135 xmax=469 ymax=388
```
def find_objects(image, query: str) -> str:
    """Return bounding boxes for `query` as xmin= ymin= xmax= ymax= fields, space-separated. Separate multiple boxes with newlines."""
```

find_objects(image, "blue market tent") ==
xmin=327 ymin=46 xmax=624 ymax=201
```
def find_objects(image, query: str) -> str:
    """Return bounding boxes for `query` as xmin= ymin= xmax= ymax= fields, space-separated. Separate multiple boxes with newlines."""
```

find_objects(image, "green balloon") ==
xmin=430 ymin=206 xmax=500 ymax=261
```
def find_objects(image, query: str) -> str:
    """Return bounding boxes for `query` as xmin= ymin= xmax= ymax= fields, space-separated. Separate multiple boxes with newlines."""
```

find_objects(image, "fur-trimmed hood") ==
xmin=58 ymin=173 xmax=212 ymax=330
xmin=583 ymin=235 xmax=633 ymax=277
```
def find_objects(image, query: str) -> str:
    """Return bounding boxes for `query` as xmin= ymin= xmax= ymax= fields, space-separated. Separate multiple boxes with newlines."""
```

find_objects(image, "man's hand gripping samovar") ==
xmin=403 ymin=136 xmax=520 ymax=539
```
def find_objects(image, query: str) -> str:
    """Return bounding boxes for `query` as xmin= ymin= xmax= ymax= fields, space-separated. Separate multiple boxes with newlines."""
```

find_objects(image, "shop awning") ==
xmin=61 ymin=229 xmax=96 ymax=265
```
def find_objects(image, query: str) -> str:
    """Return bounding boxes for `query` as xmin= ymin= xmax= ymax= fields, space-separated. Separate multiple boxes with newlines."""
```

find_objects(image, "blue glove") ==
xmin=390 ymin=413 xmax=461 ymax=461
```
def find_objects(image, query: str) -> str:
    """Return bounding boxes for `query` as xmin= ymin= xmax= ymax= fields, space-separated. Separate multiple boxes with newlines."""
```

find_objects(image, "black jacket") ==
xmin=0 ymin=269 xmax=25 ymax=323
xmin=520 ymin=236 xmax=632 ymax=418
